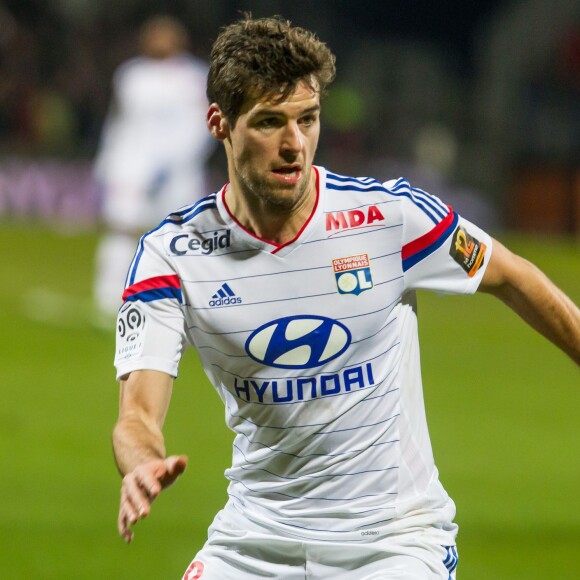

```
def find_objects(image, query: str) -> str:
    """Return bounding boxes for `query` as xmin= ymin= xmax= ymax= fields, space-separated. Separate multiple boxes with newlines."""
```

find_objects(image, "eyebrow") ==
xmin=252 ymin=104 xmax=321 ymax=118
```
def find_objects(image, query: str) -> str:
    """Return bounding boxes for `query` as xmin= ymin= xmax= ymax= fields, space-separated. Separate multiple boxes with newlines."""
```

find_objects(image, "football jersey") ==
xmin=115 ymin=166 xmax=493 ymax=543
xmin=94 ymin=53 xmax=215 ymax=228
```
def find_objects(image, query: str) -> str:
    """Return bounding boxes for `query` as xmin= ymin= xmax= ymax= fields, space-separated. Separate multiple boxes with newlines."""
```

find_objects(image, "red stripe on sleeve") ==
xmin=122 ymin=275 xmax=181 ymax=301
xmin=402 ymin=207 xmax=455 ymax=260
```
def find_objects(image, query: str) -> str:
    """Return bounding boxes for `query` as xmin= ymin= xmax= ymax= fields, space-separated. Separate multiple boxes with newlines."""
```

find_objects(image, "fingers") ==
xmin=118 ymin=471 xmax=153 ymax=543
xmin=160 ymin=455 xmax=188 ymax=488
xmin=117 ymin=456 xmax=187 ymax=542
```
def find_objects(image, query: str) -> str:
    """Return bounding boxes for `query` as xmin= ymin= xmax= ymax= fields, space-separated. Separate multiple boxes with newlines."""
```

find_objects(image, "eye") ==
xmin=300 ymin=114 xmax=318 ymax=127
xmin=256 ymin=117 xmax=281 ymax=129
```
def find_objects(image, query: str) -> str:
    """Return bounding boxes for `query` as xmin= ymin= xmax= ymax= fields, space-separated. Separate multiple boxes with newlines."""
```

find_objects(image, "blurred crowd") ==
xmin=0 ymin=3 xmax=147 ymax=157
xmin=0 ymin=0 xmax=578 ymax=232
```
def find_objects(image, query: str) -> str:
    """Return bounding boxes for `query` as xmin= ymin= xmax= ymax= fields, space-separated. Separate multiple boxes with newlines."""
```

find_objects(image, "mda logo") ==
xmin=326 ymin=205 xmax=385 ymax=236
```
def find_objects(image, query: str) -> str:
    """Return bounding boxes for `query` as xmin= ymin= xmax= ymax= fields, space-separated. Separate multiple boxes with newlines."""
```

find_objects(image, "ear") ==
xmin=207 ymin=103 xmax=229 ymax=141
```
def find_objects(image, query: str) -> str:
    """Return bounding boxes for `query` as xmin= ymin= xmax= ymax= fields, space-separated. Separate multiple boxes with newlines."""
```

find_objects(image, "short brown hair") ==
xmin=207 ymin=15 xmax=336 ymax=123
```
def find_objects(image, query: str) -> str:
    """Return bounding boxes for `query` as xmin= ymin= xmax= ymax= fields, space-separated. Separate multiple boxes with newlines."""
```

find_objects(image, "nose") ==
xmin=280 ymin=121 xmax=303 ymax=156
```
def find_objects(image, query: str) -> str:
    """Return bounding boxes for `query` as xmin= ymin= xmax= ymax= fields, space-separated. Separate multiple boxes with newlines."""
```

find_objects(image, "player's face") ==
xmin=225 ymin=81 xmax=321 ymax=211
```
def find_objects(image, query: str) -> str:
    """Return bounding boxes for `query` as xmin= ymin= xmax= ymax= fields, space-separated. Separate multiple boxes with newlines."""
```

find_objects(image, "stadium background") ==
xmin=0 ymin=0 xmax=578 ymax=578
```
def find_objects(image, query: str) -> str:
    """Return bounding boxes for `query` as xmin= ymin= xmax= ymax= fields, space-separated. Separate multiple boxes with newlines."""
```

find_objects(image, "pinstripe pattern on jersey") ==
xmin=115 ymin=167 xmax=463 ymax=542
xmin=179 ymin=176 xmax=407 ymax=535
xmin=225 ymin=473 xmax=398 ymax=505
xmin=126 ymin=193 xmax=218 ymax=287
xmin=233 ymin=428 xmax=400 ymax=460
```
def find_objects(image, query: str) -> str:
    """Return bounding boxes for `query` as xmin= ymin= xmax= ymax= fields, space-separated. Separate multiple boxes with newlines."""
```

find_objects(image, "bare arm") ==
xmin=113 ymin=369 xmax=188 ymax=542
xmin=479 ymin=239 xmax=580 ymax=366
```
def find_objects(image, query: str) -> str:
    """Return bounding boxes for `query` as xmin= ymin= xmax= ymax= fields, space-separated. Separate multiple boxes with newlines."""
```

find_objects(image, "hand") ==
xmin=118 ymin=454 xmax=188 ymax=543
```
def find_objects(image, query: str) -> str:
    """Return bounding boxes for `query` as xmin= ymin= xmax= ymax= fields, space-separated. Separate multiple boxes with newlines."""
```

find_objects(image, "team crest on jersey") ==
xmin=332 ymin=254 xmax=373 ymax=295
xmin=449 ymin=225 xmax=486 ymax=277
xmin=326 ymin=205 xmax=385 ymax=237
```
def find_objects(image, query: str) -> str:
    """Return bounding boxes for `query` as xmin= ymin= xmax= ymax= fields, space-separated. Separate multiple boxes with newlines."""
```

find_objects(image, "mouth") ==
xmin=271 ymin=165 xmax=302 ymax=184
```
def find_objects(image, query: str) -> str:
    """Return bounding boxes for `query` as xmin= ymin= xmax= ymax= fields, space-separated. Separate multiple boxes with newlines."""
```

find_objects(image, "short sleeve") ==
xmin=384 ymin=178 xmax=493 ymax=295
xmin=114 ymin=231 xmax=186 ymax=380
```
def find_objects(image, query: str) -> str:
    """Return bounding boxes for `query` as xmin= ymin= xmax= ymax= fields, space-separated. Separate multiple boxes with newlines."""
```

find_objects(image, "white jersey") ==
xmin=95 ymin=53 xmax=215 ymax=229
xmin=115 ymin=166 xmax=493 ymax=543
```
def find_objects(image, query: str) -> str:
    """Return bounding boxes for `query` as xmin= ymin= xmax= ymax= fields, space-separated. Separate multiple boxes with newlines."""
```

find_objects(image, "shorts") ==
xmin=182 ymin=511 xmax=458 ymax=579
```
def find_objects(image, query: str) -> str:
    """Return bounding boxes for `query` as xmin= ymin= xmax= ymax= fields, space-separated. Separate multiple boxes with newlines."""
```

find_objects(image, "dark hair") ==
xmin=207 ymin=15 xmax=336 ymax=123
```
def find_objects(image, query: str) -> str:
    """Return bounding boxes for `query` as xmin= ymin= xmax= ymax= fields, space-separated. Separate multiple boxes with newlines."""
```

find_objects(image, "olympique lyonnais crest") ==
xmin=332 ymin=253 xmax=373 ymax=295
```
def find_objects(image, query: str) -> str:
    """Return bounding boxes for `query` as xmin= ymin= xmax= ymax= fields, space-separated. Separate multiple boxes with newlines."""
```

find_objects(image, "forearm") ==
xmin=113 ymin=369 xmax=174 ymax=475
xmin=113 ymin=413 xmax=167 ymax=476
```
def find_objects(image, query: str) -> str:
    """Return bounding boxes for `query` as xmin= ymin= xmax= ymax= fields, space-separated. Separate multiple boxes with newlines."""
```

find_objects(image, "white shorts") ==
xmin=182 ymin=511 xmax=458 ymax=579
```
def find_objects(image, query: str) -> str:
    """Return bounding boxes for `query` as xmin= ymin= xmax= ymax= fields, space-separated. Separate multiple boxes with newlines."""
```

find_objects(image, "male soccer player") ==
xmin=93 ymin=15 xmax=215 ymax=317
xmin=112 ymin=16 xmax=580 ymax=579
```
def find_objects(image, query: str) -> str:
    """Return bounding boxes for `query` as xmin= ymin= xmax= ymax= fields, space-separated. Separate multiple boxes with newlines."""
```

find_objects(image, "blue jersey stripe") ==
xmin=402 ymin=211 xmax=458 ymax=271
xmin=124 ymin=286 xmax=182 ymax=303
xmin=326 ymin=171 xmax=376 ymax=185
xmin=443 ymin=545 xmax=459 ymax=576
xmin=411 ymin=187 xmax=448 ymax=219
xmin=389 ymin=181 xmax=444 ymax=224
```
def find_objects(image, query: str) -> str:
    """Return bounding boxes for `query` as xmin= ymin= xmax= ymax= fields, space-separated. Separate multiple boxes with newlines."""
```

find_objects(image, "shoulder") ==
xmin=324 ymin=168 xmax=387 ymax=193
xmin=124 ymin=193 xmax=221 ymax=285
xmin=322 ymin=169 xmax=421 ymax=203
xmin=139 ymin=193 xmax=220 ymax=247
xmin=156 ymin=192 xmax=220 ymax=233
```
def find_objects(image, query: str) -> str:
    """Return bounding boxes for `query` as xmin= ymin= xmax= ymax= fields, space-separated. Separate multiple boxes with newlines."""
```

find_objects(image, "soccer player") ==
xmin=112 ymin=16 xmax=580 ymax=579
xmin=93 ymin=15 xmax=216 ymax=317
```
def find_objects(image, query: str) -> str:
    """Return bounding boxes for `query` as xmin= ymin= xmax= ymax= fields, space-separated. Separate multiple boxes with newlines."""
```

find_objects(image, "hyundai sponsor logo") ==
xmin=233 ymin=362 xmax=375 ymax=403
xmin=245 ymin=315 xmax=351 ymax=369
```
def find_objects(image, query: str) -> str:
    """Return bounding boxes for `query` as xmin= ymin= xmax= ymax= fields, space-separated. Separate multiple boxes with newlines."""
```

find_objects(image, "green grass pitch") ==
xmin=0 ymin=223 xmax=578 ymax=578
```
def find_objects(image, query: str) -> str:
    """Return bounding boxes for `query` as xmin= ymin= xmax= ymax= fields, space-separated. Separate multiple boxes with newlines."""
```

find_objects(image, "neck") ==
xmin=225 ymin=169 xmax=317 ymax=246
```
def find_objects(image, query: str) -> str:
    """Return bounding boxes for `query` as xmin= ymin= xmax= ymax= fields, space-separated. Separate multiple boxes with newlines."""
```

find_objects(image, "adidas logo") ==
xmin=209 ymin=282 xmax=242 ymax=307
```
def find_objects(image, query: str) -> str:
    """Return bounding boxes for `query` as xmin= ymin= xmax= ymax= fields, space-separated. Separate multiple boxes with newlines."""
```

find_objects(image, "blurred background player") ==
xmin=93 ymin=14 xmax=215 ymax=318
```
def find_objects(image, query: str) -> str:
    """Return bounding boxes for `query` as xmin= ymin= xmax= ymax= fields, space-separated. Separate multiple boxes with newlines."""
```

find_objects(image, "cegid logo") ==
xmin=170 ymin=229 xmax=231 ymax=256
xmin=245 ymin=315 xmax=351 ymax=369
xmin=326 ymin=205 xmax=385 ymax=236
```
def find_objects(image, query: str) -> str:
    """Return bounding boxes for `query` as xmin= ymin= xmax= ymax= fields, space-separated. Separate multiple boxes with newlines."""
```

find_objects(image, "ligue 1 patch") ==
xmin=449 ymin=225 xmax=487 ymax=277
xmin=116 ymin=303 xmax=146 ymax=362
xmin=332 ymin=253 xmax=373 ymax=295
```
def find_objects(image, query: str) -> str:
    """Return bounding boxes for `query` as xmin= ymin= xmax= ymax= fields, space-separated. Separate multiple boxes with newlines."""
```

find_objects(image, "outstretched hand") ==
xmin=118 ymin=454 xmax=188 ymax=543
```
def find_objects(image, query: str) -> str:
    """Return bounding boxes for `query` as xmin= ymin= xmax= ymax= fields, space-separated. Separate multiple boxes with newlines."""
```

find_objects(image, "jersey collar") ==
xmin=217 ymin=166 xmax=323 ymax=256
